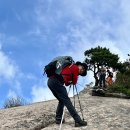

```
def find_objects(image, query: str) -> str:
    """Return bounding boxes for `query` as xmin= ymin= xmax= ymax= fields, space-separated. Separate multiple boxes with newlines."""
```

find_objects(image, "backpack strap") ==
xmin=61 ymin=64 xmax=74 ymax=84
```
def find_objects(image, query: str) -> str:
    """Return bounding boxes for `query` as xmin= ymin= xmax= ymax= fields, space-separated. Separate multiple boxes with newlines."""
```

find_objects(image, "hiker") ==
xmin=99 ymin=66 xmax=106 ymax=88
xmin=106 ymin=69 xmax=113 ymax=86
xmin=47 ymin=60 xmax=87 ymax=127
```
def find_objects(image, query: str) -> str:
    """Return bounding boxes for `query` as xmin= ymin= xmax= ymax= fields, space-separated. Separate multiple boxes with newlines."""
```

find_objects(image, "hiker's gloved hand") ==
xmin=69 ymin=81 xmax=72 ymax=84
xmin=65 ymin=81 xmax=73 ymax=86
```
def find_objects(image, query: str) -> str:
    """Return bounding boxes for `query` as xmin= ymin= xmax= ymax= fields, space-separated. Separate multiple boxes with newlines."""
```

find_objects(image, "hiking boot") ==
xmin=75 ymin=120 xmax=87 ymax=127
xmin=56 ymin=119 xmax=65 ymax=124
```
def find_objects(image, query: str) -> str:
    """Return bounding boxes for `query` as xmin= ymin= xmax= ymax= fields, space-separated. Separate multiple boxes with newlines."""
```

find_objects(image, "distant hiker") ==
xmin=106 ymin=69 xmax=113 ymax=86
xmin=45 ymin=56 xmax=87 ymax=127
xmin=99 ymin=66 xmax=106 ymax=88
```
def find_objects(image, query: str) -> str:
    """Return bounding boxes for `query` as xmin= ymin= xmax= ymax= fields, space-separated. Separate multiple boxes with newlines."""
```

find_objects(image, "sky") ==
xmin=0 ymin=0 xmax=130 ymax=108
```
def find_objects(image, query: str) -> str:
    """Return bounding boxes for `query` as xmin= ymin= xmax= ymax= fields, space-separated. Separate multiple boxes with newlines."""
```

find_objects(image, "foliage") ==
xmin=108 ymin=84 xmax=130 ymax=97
xmin=108 ymin=59 xmax=130 ymax=96
xmin=84 ymin=46 xmax=119 ymax=68
xmin=116 ymin=60 xmax=130 ymax=86
xmin=84 ymin=46 xmax=120 ymax=85
xmin=3 ymin=96 xmax=27 ymax=109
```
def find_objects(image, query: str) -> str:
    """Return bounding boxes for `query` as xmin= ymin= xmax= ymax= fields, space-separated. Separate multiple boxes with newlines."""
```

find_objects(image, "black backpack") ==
xmin=44 ymin=56 xmax=75 ymax=77
xmin=109 ymin=72 xmax=113 ymax=78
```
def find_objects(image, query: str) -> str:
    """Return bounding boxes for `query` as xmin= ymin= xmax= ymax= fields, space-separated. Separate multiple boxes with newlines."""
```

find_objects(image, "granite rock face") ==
xmin=0 ymin=88 xmax=130 ymax=130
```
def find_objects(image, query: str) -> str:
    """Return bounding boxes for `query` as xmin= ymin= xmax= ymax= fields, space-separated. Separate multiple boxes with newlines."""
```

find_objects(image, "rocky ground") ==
xmin=0 ymin=88 xmax=130 ymax=130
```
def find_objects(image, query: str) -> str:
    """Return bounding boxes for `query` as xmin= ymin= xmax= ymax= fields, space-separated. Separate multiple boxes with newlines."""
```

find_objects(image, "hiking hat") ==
xmin=76 ymin=61 xmax=88 ymax=76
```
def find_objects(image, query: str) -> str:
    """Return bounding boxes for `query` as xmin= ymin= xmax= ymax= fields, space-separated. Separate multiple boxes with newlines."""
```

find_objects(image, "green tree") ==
xmin=84 ymin=46 xmax=120 ymax=86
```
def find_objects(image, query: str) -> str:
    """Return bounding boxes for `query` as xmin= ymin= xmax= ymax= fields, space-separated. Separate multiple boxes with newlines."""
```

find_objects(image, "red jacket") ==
xmin=61 ymin=64 xmax=79 ymax=86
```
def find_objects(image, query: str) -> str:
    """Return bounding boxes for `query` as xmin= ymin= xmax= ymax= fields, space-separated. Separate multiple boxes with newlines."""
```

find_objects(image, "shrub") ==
xmin=108 ymin=84 xmax=125 ymax=93
xmin=3 ymin=96 xmax=27 ymax=109
xmin=109 ymin=63 xmax=130 ymax=97
xmin=126 ymin=89 xmax=130 ymax=96
xmin=108 ymin=84 xmax=130 ymax=97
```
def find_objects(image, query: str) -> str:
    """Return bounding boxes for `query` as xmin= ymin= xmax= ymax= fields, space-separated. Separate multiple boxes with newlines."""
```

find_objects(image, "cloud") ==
xmin=13 ymin=10 xmax=22 ymax=22
xmin=7 ymin=89 xmax=17 ymax=98
xmin=31 ymin=79 xmax=55 ymax=102
xmin=0 ymin=43 xmax=23 ymax=99
xmin=116 ymin=0 xmax=130 ymax=56
xmin=31 ymin=86 xmax=55 ymax=102
xmin=26 ymin=73 xmax=38 ymax=80
xmin=53 ymin=0 xmax=129 ymax=62
xmin=0 ymin=45 xmax=19 ymax=80
xmin=34 ymin=0 xmax=129 ymax=60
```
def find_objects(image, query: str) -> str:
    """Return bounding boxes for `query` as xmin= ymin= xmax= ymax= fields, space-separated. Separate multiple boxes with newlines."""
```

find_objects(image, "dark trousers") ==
xmin=99 ymin=74 xmax=106 ymax=87
xmin=47 ymin=77 xmax=81 ymax=122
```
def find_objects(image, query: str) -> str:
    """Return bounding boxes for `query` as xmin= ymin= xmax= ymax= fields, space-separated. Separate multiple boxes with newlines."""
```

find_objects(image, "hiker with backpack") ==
xmin=44 ymin=56 xmax=87 ymax=127
xmin=106 ymin=69 xmax=113 ymax=86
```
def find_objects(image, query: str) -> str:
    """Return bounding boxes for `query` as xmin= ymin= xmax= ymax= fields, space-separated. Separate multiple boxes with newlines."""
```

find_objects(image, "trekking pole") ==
xmin=59 ymin=85 xmax=71 ymax=130
xmin=73 ymin=85 xmax=75 ymax=107
xmin=74 ymin=85 xmax=85 ymax=121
